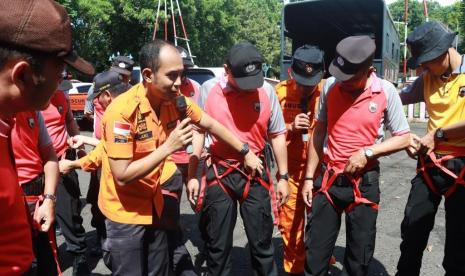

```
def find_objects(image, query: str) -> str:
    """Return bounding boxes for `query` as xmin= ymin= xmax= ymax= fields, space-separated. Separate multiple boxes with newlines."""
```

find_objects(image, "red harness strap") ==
xmin=417 ymin=152 xmax=465 ymax=198
xmin=196 ymin=155 xmax=279 ymax=225
xmin=24 ymin=195 xmax=62 ymax=276
xmin=314 ymin=163 xmax=379 ymax=213
xmin=161 ymin=189 xmax=179 ymax=201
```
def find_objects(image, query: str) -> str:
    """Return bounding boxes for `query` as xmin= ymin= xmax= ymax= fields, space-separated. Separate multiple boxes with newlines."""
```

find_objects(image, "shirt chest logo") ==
xmin=253 ymin=102 xmax=261 ymax=112
xmin=368 ymin=101 xmax=378 ymax=113
xmin=459 ymin=86 xmax=465 ymax=97
xmin=136 ymin=114 xmax=148 ymax=132
xmin=28 ymin=118 xmax=35 ymax=128
xmin=57 ymin=105 xmax=64 ymax=114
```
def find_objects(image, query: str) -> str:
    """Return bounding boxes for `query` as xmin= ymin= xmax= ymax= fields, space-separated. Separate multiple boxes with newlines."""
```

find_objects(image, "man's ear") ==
xmin=104 ymin=90 xmax=111 ymax=98
xmin=10 ymin=60 xmax=33 ymax=92
xmin=142 ymin=68 xmax=153 ymax=83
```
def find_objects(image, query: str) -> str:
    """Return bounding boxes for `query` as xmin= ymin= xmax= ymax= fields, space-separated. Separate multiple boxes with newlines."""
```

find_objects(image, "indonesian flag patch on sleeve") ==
xmin=113 ymin=121 xmax=131 ymax=136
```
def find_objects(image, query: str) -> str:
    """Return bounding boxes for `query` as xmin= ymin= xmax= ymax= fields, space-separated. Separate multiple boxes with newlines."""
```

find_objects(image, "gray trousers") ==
xmin=103 ymin=219 xmax=170 ymax=276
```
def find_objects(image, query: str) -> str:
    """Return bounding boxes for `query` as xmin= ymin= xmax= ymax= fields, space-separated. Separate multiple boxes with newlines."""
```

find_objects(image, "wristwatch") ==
xmin=279 ymin=173 xmax=289 ymax=181
xmin=240 ymin=143 xmax=250 ymax=156
xmin=435 ymin=128 xmax=446 ymax=141
xmin=364 ymin=148 xmax=375 ymax=160
xmin=43 ymin=194 xmax=57 ymax=203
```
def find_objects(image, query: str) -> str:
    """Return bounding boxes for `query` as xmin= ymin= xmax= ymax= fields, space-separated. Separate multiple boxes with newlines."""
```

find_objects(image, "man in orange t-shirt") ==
xmin=0 ymin=0 xmax=94 ymax=274
xmin=275 ymin=45 xmax=326 ymax=274
xmin=99 ymin=40 xmax=263 ymax=275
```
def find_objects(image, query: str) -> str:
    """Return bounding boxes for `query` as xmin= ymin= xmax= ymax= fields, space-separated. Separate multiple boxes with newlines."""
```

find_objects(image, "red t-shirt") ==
xmin=12 ymin=111 xmax=52 ymax=184
xmin=201 ymin=80 xmax=286 ymax=160
xmin=0 ymin=118 xmax=33 ymax=274
xmin=318 ymin=74 xmax=410 ymax=169
xmin=93 ymin=100 xmax=105 ymax=140
xmin=41 ymin=91 xmax=69 ymax=157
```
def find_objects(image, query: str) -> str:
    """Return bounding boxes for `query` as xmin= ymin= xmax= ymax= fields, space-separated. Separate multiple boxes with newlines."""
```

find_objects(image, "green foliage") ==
xmin=389 ymin=0 xmax=463 ymax=52
xmin=57 ymin=0 xmax=283 ymax=79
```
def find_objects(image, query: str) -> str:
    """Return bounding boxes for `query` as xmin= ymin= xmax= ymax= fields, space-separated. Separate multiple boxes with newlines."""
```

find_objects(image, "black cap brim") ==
xmin=110 ymin=66 xmax=132 ymax=76
xmin=329 ymin=60 xmax=354 ymax=82
xmin=87 ymin=90 xmax=101 ymax=101
xmin=63 ymin=51 xmax=95 ymax=76
xmin=58 ymin=80 xmax=73 ymax=91
xmin=407 ymin=32 xmax=456 ymax=69
xmin=234 ymin=73 xmax=264 ymax=90
xmin=183 ymin=58 xmax=195 ymax=67
xmin=291 ymin=69 xmax=323 ymax=86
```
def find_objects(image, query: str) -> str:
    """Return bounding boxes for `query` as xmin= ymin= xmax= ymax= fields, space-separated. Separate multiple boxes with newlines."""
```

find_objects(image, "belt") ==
xmin=21 ymin=174 xmax=45 ymax=196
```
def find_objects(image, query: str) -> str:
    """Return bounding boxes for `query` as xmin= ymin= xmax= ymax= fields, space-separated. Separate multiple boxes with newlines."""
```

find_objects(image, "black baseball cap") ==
xmin=407 ymin=21 xmax=456 ymax=69
xmin=87 ymin=70 xmax=128 ymax=101
xmin=329 ymin=35 xmax=375 ymax=81
xmin=176 ymin=46 xmax=195 ymax=67
xmin=110 ymin=56 xmax=135 ymax=76
xmin=226 ymin=42 xmax=264 ymax=90
xmin=291 ymin=45 xmax=325 ymax=86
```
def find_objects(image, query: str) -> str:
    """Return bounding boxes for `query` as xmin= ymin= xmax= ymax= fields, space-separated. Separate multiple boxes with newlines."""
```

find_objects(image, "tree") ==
xmin=57 ymin=0 xmax=283 ymax=79
xmin=389 ymin=0 xmax=464 ymax=69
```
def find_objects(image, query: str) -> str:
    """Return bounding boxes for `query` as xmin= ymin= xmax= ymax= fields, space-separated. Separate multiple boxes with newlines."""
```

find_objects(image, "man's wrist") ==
xmin=363 ymin=147 xmax=375 ymax=160
xmin=288 ymin=122 xmax=295 ymax=132
xmin=279 ymin=172 xmax=289 ymax=181
xmin=239 ymin=143 xmax=250 ymax=156
xmin=434 ymin=128 xmax=446 ymax=141
xmin=43 ymin=194 xmax=56 ymax=204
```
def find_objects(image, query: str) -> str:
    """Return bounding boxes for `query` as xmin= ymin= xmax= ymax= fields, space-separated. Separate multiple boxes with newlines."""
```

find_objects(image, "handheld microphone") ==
xmin=300 ymin=95 xmax=309 ymax=142
xmin=175 ymin=96 xmax=193 ymax=154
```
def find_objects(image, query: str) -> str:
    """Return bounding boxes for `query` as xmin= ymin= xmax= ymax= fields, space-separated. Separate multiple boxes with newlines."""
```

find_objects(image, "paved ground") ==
xmin=58 ymin=122 xmax=447 ymax=275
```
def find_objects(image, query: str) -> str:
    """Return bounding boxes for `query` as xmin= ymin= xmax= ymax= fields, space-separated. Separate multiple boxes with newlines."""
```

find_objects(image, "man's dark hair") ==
xmin=139 ymin=40 xmax=172 ymax=73
xmin=0 ymin=45 xmax=48 ymax=72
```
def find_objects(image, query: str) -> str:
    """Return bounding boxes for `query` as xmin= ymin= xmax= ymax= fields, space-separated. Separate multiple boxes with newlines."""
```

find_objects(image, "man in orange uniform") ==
xmin=275 ymin=45 xmax=326 ymax=275
xmin=0 ymin=0 xmax=94 ymax=274
xmin=63 ymin=69 xmax=198 ymax=275
xmin=99 ymin=39 xmax=262 ymax=275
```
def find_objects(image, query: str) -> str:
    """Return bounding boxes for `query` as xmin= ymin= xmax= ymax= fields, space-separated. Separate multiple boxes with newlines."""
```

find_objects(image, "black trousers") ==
xmin=305 ymin=166 xmax=380 ymax=276
xmin=199 ymin=164 xmax=277 ymax=276
xmin=397 ymin=156 xmax=465 ymax=276
xmin=103 ymin=219 xmax=170 ymax=276
xmin=86 ymin=169 xmax=106 ymax=239
xmin=55 ymin=170 xmax=87 ymax=254
xmin=22 ymin=176 xmax=58 ymax=276
xmin=170 ymin=165 xmax=197 ymax=276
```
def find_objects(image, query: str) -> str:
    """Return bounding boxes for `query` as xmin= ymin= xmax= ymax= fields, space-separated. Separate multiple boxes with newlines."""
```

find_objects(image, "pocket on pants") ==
xmin=359 ymin=169 xmax=380 ymax=204
xmin=199 ymin=204 xmax=217 ymax=242
xmin=363 ymin=244 xmax=375 ymax=266
xmin=258 ymin=193 xmax=273 ymax=246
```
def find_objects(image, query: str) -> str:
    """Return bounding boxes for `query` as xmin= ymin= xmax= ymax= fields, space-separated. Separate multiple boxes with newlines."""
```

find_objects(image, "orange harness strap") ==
xmin=196 ymin=155 xmax=279 ymax=225
xmin=314 ymin=164 xmax=379 ymax=214
xmin=24 ymin=195 xmax=62 ymax=276
xmin=417 ymin=152 xmax=465 ymax=198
